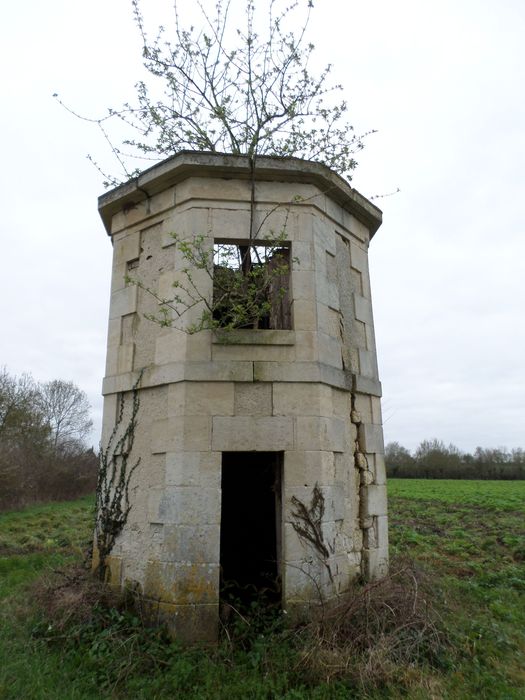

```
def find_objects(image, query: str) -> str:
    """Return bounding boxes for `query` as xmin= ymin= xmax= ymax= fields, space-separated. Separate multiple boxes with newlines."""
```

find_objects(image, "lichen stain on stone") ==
xmin=91 ymin=546 xmax=122 ymax=588
xmin=144 ymin=560 xmax=216 ymax=605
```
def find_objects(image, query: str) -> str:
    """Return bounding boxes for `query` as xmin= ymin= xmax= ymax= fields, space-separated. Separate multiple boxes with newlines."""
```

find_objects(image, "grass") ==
xmin=0 ymin=495 xmax=94 ymax=554
xmin=388 ymin=479 xmax=525 ymax=697
xmin=0 ymin=482 xmax=524 ymax=698
xmin=0 ymin=496 xmax=93 ymax=602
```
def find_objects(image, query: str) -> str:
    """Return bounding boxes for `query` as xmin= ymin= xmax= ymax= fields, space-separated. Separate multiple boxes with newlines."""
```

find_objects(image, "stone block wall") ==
xmin=98 ymin=153 xmax=387 ymax=641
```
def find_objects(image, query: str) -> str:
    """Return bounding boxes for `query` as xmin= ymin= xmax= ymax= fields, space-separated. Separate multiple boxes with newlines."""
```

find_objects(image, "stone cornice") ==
xmin=98 ymin=151 xmax=382 ymax=237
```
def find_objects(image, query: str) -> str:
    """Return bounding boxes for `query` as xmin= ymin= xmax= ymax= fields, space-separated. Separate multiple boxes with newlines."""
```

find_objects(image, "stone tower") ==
xmin=98 ymin=152 xmax=387 ymax=642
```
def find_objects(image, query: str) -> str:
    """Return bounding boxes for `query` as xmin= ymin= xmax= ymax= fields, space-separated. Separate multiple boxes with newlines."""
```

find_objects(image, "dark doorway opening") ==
xmin=220 ymin=452 xmax=282 ymax=607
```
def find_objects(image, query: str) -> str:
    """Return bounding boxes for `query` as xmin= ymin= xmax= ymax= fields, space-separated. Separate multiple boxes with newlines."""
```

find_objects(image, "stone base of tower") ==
xmin=97 ymin=378 xmax=388 ymax=641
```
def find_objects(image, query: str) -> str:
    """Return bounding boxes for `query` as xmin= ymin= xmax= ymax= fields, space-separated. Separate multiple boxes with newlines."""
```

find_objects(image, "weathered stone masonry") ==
xmin=98 ymin=152 xmax=388 ymax=641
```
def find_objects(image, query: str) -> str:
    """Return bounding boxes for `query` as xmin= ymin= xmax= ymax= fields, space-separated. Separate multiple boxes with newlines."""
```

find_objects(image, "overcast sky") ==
xmin=1 ymin=0 xmax=523 ymax=452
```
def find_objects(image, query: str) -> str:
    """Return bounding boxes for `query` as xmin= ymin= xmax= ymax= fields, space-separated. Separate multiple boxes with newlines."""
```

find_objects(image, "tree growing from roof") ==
xmin=57 ymin=0 xmax=370 ymax=188
xmin=58 ymin=1 xmax=373 ymax=333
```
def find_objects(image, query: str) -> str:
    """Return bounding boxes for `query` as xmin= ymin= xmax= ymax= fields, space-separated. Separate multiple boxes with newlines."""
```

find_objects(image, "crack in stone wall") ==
xmin=350 ymin=385 xmax=378 ymax=577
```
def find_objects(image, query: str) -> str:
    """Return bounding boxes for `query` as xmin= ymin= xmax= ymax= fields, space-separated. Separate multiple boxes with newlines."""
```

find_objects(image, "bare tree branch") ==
xmin=57 ymin=0 xmax=371 ymax=185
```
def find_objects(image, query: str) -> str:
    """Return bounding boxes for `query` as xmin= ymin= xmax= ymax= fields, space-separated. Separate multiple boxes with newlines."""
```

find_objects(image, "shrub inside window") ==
xmin=213 ymin=243 xmax=291 ymax=330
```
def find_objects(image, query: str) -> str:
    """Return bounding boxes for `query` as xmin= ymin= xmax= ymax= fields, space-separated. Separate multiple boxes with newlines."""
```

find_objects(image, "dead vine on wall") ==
xmin=290 ymin=484 xmax=334 ymax=583
xmin=94 ymin=371 xmax=143 ymax=580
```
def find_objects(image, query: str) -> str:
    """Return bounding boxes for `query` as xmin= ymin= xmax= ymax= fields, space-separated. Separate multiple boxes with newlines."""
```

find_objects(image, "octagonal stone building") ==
xmin=97 ymin=152 xmax=387 ymax=641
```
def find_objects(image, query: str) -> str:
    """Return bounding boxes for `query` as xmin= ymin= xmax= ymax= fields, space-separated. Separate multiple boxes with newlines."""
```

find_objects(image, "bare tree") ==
xmin=57 ymin=0 xmax=370 ymax=188
xmin=0 ymin=368 xmax=49 ymax=449
xmin=39 ymin=380 xmax=93 ymax=454
xmin=0 ymin=369 xmax=98 ymax=510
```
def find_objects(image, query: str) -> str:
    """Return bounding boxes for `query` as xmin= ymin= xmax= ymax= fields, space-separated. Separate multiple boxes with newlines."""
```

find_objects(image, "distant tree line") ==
xmin=386 ymin=439 xmax=525 ymax=480
xmin=0 ymin=368 xmax=97 ymax=510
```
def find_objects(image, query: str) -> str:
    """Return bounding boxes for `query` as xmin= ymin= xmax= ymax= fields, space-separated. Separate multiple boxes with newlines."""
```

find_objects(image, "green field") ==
xmin=1 ymin=481 xmax=524 ymax=699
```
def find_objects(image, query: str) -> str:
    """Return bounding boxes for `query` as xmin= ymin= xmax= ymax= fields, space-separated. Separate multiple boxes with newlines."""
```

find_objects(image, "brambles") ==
xmin=297 ymin=560 xmax=446 ymax=686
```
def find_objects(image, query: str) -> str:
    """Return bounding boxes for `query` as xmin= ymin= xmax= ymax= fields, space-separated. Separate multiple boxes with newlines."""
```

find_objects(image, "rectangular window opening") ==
xmin=213 ymin=242 xmax=291 ymax=330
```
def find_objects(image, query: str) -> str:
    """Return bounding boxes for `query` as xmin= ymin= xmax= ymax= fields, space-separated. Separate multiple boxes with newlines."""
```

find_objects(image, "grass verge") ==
xmin=1 ymin=482 xmax=524 ymax=698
